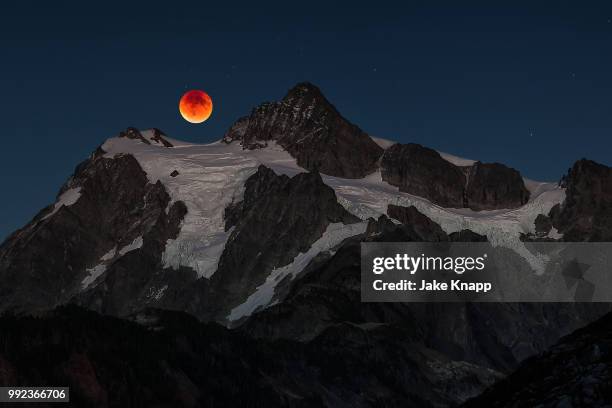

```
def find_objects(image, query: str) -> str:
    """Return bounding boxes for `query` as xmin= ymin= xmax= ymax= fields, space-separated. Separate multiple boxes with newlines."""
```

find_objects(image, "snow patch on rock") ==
xmin=370 ymin=136 xmax=396 ymax=149
xmin=82 ymin=264 xmax=107 ymax=289
xmin=43 ymin=187 xmax=82 ymax=220
xmin=438 ymin=151 xmax=477 ymax=167
xmin=100 ymin=247 xmax=117 ymax=261
xmin=81 ymin=239 xmax=143 ymax=290
xmin=81 ymin=246 xmax=116 ymax=289
xmin=118 ymin=237 xmax=143 ymax=256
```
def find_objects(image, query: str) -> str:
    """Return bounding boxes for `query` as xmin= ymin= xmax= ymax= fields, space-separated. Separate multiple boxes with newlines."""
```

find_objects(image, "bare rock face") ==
xmin=215 ymin=165 xmax=360 ymax=312
xmin=365 ymin=214 xmax=397 ymax=237
xmin=464 ymin=162 xmax=530 ymax=210
xmin=387 ymin=204 xmax=448 ymax=241
xmin=550 ymin=159 xmax=612 ymax=241
xmin=223 ymin=82 xmax=383 ymax=178
xmin=449 ymin=229 xmax=488 ymax=242
xmin=381 ymin=143 xmax=466 ymax=208
xmin=534 ymin=214 xmax=553 ymax=236
xmin=381 ymin=144 xmax=530 ymax=210
xmin=0 ymin=149 xmax=186 ymax=314
xmin=149 ymin=128 xmax=174 ymax=147
xmin=119 ymin=127 xmax=174 ymax=147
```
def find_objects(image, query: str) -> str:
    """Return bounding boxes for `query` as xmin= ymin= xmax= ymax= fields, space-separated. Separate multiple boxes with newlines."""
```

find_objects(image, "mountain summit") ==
xmin=223 ymin=82 xmax=384 ymax=178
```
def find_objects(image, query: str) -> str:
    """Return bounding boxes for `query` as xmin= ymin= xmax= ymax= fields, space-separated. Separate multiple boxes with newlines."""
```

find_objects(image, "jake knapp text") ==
xmin=373 ymin=279 xmax=492 ymax=293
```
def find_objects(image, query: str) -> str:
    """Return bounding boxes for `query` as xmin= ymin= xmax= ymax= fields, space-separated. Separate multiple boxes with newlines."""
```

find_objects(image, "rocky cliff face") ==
xmin=550 ymin=159 xmax=612 ymax=241
xmin=223 ymin=82 xmax=383 ymax=178
xmin=381 ymin=143 xmax=530 ymax=210
xmin=465 ymin=162 xmax=530 ymax=210
xmin=225 ymin=83 xmax=530 ymax=211
xmin=0 ymin=145 xmax=187 ymax=314
xmin=210 ymin=165 xmax=359 ymax=315
xmin=381 ymin=143 xmax=467 ymax=207
xmin=387 ymin=204 xmax=449 ymax=241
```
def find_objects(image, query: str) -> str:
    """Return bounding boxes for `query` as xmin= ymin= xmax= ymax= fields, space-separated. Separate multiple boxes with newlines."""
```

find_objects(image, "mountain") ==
xmin=222 ymin=82 xmax=383 ymax=179
xmin=550 ymin=158 xmax=612 ymax=241
xmin=1 ymin=82 xmax=611 ymax=406
xmin=380 ymin=143 xmax=530 ymax=210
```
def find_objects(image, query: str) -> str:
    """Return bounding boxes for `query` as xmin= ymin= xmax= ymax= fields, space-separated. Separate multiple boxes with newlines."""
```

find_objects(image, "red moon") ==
xmin=179 ymin=90 xmax=213 ymax=123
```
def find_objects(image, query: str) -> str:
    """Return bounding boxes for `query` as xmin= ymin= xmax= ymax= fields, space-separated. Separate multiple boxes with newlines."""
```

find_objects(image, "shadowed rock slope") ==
xmin=0 ymin=304 xmax=500 ymax=408
xmin=0 ymin=147 xmax=187 ymax=314
xmin=381 ymin=143 xmax=530 ymax=210
xmin=550 ymin=159 xmax=612 ymax=241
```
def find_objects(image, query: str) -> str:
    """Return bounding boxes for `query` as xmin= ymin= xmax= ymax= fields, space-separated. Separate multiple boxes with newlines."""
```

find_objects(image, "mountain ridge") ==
xmin=2 ymin=82 xmax=612 ymax=407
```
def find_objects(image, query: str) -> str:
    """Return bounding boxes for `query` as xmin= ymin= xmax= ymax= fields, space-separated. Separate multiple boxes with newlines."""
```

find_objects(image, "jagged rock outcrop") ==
xmin=464 ymin=162 xmax=530 ymax=210
xmin=215 ymin=165 xmax=360 ymax=310
xmin=119 ymin=127 xmax=174 ymax=147
xmin=374 ymin=207 xmax=488 ymax=242
xmin=463 ymin=311 xmax=612 ymax=407
xmin=550 ymin=159 xmax=612 ymax=241
xmin=387 ymin=204 xmax=448 ymax=241
xmin=381 ymin=143 xmax=467 ymax=207
xmin=0 ymin=149 xmax=186 ymax=314
xmin=365 ymin=214 xmax=397 ymax=237
xmin=224 ymin=84 xmax=529 ymax=211
xmin=223 ymin=82 xmax=383 ymax=178
xmin=380 ymin=144 xmax=530 ymax=210
xmin=449 ymin=229 xmax=488 ymax=242
xmin=534 ymin=214 xmax=553 ymax=236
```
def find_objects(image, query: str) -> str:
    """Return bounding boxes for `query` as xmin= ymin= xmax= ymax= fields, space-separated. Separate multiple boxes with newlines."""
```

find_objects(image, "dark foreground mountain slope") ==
xmin=0 ymin=305 xmax=500 ymax=408
xmin=463 ymin=311 xmax=612 ymax=407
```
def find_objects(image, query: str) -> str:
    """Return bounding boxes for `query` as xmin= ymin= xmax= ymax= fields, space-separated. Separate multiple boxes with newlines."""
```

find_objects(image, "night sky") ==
xmin=2 ymin=1 xmax=612 ymax=239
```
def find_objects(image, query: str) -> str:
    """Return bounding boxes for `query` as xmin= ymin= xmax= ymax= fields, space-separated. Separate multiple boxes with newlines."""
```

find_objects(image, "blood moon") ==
xmin=179 ymin=90 xmax=213 ymax=123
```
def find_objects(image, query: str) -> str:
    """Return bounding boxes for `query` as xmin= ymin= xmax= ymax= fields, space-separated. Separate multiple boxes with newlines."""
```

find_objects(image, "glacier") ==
xmin=97 ymin=129 xmax=566 ymax=313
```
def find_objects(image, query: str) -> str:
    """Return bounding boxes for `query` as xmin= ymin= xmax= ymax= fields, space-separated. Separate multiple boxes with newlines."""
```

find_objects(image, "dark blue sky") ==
xmin=2 ymin=1 xmax=612 ymax=239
